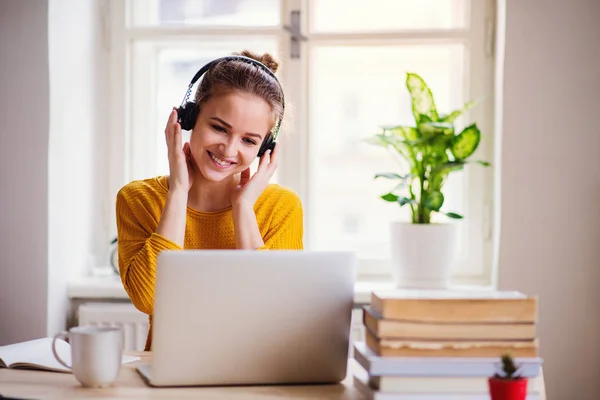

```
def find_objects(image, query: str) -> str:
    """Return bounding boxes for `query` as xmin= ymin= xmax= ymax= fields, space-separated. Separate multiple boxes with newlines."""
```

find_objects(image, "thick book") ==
xmin=366 ymin=329 xmax=539 ymax=358
xmin=369 ymin=372 xmax=543 ymax=393
xmin=0 ymin=337 xmax=140 ymax=373
xmin=370 ymin=289 xmax=537 ymax=323
xmin=353 ymin=362 xmax=542 ymax=400
xmin=353 ymin=342 xmax=542 ymax=377
xmin=363 ymin=306 xmax=537 ymax=340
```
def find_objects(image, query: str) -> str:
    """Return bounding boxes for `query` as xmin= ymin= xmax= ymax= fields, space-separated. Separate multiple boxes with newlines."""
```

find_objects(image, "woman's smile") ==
xmin=207 ymin=150 xmax=236 ymax=169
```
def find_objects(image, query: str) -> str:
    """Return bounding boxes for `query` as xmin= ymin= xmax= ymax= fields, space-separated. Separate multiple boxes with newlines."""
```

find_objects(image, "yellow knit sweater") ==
xmin=115 ymin=176 xmax=303 ymax=350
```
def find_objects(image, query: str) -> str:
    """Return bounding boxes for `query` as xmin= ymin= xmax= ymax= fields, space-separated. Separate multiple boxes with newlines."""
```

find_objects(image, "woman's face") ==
xmin=189 ymin=92 xmax=273 ymax=182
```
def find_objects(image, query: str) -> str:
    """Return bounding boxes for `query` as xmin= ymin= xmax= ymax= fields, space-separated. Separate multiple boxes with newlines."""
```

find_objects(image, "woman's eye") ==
xmin=243 ymin=138 xmax=257 ymax=145
xmin=212 ymin=125 xmax=226 ymax=133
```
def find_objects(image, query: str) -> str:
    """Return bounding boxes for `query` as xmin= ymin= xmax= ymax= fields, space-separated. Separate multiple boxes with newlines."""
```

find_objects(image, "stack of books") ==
xmin=352 ymin=289 xmax=544 ymax=399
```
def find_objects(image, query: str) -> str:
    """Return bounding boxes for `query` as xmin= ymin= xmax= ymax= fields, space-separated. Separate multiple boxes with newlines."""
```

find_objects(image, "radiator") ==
xmin=77 ymin=303 xmax=149 ymax=351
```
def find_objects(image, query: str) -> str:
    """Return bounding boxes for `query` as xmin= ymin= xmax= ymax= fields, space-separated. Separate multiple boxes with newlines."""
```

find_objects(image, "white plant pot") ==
xmin=390 ymin=222 xmax=460 ymax=289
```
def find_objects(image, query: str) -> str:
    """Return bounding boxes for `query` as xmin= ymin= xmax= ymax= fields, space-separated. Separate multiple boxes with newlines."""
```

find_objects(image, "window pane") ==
xmin=130 ymin=0 xmax=281 ymax=27
xmin=310 ymin=0 xmax=467 ymax=33
xmin=308 ymin=45 xmax=465 ymax=260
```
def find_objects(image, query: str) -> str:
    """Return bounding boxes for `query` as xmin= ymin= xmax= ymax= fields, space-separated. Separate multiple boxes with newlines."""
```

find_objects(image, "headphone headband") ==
xmin=180 ymin=55 xmax=285 ymax=141
xmin=189 ymin=55 xmax=280 ymax=88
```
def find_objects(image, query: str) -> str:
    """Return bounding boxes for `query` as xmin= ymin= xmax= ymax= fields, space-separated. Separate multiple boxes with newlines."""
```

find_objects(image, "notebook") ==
xmin=0 ymin=337 xmax=139 ymax=373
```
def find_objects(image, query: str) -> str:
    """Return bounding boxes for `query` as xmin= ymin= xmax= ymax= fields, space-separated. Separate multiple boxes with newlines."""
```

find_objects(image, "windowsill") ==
xmin=67 ymin=275 xmax=396 ymax=304
xmin=67 ymin=275 xmax=494 ymax=305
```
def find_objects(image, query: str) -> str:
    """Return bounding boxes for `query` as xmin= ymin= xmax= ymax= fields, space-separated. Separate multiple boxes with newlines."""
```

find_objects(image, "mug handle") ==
xmin=52 ymin=331 xmax=71 ymax=369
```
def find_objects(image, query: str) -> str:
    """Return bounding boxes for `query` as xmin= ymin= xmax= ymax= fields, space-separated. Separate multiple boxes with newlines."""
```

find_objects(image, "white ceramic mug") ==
xmin=52 ymin=326 xmax=124 ymax=388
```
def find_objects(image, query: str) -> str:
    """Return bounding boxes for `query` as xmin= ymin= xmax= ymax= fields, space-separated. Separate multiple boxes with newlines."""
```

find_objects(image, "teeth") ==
xmin=209 ymin=152 xmax=232 ymax=166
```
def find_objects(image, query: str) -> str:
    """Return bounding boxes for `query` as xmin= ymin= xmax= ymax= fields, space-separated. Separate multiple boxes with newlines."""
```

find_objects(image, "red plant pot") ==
xmin=488 ymin=377 xmax=528 ymax=400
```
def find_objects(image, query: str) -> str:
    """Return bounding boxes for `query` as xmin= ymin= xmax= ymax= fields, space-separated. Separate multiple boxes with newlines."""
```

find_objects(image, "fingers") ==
xmin=257 ymin=149 xmax=270 ymax=174
xmin=184 ymin=142 xmax=195 ymax=168
xmin=240 ymin=168 xmax=251 ymax=186
xmin=269 ymin=143 xmax=279 ymax=170
xmin=165 ymin=108 xmax=182 ymax=151
xmin=172 ymin=109 xmax=182 ymax=150
xmin=182 ymin=142 xmax=190 ymax=163
xmin=164 ymin=108 xmax=175 ymax=135
xmin=257 ymin=144 xmax=279 ymax=175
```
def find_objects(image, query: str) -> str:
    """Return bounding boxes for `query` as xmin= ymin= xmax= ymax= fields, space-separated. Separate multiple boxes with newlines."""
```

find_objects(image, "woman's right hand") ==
xmin=165 ymin=108 xmax=193 ymax=192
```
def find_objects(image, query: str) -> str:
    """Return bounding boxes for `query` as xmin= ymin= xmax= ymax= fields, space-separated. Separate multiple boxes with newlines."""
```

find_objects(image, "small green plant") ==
xmin=494 ymin=353 xmax=523 ymax=380
xmin=367 ymin=72 xmax=490 ymax=224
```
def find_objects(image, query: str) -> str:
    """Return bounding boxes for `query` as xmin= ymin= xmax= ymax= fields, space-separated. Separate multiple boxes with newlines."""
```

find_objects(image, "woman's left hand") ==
xmin=230 ymin=144 xmax=278 ymax=208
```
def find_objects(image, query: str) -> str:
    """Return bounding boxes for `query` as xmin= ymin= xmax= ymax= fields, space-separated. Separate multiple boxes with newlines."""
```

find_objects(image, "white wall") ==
xmin=47 ymin=0 xmax=109 ymax=336
xmin=0 ymin=0 xmax=108 ymax=344
xmin=498 ymin=0 xmax=600 ymax=398
xmin=0 ymin=0 xmax=50 ymax=344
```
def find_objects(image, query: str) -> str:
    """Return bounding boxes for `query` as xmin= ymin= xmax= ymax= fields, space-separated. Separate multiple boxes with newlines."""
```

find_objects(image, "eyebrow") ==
xmin=209 ymin=117 xmax=263 ymax=139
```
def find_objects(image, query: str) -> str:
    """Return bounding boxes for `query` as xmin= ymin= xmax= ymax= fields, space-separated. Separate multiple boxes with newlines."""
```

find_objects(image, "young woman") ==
xmin=115 ymin=51 xmax=303 ymax=350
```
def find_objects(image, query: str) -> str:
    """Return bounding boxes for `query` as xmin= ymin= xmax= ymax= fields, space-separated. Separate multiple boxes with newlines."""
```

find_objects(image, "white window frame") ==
xmin=107 ymin=0 xmax=497 ymax=286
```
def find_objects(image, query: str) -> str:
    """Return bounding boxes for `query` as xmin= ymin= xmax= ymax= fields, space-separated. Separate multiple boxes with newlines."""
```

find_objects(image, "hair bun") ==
xmin=236 ymin=50 xmax=279 ymax=73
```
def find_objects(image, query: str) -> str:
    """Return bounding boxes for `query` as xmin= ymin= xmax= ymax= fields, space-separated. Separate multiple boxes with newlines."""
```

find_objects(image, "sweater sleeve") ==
xmin=115 ymin=187 xmax=181 ymax=315
xmin=259 ymin=189 xmax=304 ymax=250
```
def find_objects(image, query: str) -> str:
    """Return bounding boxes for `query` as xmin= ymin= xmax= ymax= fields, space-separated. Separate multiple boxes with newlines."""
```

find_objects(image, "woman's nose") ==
xmin=219 ymin=137 xmax=239 ymax=158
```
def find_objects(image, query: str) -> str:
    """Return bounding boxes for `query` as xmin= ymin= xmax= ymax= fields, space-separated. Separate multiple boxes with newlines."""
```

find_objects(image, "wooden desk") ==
xmin=0 ymin=352 xmax=363 ymax=399
xmin=0 ymin=352 xmax=547 ymax=400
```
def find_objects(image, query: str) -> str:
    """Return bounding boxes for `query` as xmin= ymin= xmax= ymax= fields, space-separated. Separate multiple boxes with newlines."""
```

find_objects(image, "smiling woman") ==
xmin=115 ymin=51 xmax=303 ymax=351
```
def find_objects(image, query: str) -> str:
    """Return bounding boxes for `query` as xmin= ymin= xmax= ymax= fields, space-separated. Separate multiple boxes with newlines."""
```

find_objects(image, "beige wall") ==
xmin=0 ymin=0 xmax=104 ymax=344
xmin=0 ymin=0 xmax=49 ymax=344
xmin=498 ymin=0 xmax=600 ymax=398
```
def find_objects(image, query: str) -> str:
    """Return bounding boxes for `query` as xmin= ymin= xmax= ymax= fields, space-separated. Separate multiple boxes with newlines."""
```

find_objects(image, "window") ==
xmin=109 ymin=0 xmax=496 ymax=284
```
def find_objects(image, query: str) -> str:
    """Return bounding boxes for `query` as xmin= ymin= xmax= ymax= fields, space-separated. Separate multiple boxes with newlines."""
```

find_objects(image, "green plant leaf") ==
xmin=431 ymin=161 xmax=466 ymax=175
xmin=429 ymin=172 xmax=447 ymax=190
xmin=406 ymin=73 xmax=439 ymax=124
xmin=387 ymin=126 xmax=420 ymax=141
xmin=418 ymin=113 xmax=433 ymax=124
xmin=364 ymin=134 xmax=391 ymax=147
xmin=398 ymin=197 xmax=415 ymax=206
xmin=364 ymin=136 xmax=383 ymax=145
xmin=369 ymin=128 xmax=425 ymax=149
xmin=428 ymin=160 xmax=461 ymax=191
xmin=475 ymin=160 xmax=491 ymax=167
xmin=419 ymin=122 xmax=454 ymax=136
xmin=374 ymin=173 xmax=414 ymax=182
xmin=424 ymin=190 xmax=444 ymax=211
xmin=428 ymin=134 xmax=454 ymax=155
xmin=451 ymin=123 xmax=481 ymax=160
xmin=439 ymin=98 xmax=480 ymax=123
xmin=380 ymin=192 xmax=415 ymax=206
xmin=374 ymin=172 xmax=404 ymax=180
xmin=381 ymin=193 xmax=399 ymax=202
xmin=393 ymin=181 xmax=407 ymax=191
xmin=444 ymin=212 xmax=464 ymax=219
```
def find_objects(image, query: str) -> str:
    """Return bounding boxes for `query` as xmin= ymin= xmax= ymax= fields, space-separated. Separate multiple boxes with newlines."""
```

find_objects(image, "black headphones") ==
xmin=176 ymin=55 xmax=284 ymax=158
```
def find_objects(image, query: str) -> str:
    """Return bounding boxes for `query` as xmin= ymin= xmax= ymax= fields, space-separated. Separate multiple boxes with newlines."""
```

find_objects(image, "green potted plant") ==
xmin=367 ymin=72 xmax=490 ymax=288
xmin=488 ymin=353 xmax=528 ymax=400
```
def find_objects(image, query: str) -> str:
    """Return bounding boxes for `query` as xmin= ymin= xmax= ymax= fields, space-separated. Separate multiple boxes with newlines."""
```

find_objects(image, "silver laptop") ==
xmin=136 ymin=250 xmax=357 ymax=387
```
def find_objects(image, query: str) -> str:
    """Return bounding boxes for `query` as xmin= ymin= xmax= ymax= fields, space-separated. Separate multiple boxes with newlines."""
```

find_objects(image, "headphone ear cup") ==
xmin=257 ymin=135 xmax=275 ymax=158
xmin=177 ymin=102 xmax=198 ymax=131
